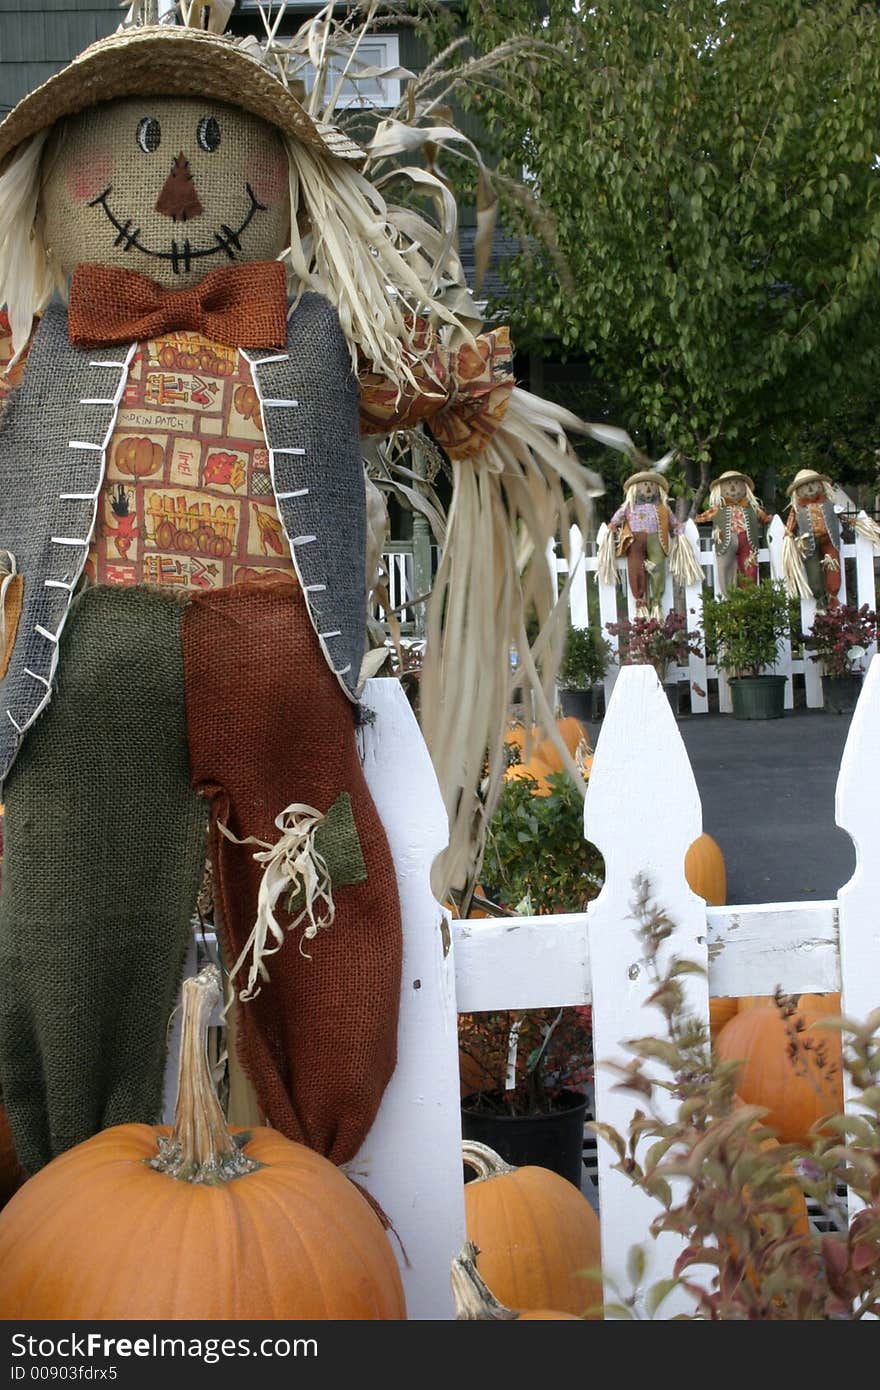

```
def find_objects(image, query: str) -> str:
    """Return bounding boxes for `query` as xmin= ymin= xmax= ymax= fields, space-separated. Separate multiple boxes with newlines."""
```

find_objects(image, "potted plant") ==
xmin=803 ymin=603 xmax=877 ymax=714
xmin=458 ymin=768 xmax=602 ymax=1186
xmin=604 ymin=610 xmax=703 ymax=715
xmin=459 ymin=1006 xmax=595 ymax=1189
xmin=702 ymin=578 xmax=792 ymax=719
xmin=557 ymin=623 xmax=612 ymax=722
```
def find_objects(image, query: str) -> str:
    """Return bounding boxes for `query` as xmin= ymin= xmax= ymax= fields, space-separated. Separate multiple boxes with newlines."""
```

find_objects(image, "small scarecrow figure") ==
xmin=599 ymin=469 xmax=702 ymax=618
xmin=781 ymin=469 xmax=842 ymax=610
xmin=0 ymin=7 xmax=633 ymax=1178
xmin=695 ymin=469 xmax=774 ymax=596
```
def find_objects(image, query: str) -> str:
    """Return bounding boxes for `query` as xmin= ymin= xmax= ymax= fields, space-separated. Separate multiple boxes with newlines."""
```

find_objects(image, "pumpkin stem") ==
xmin=148 ymin=965 xmax=262 ymax=1184
xmin=461 ymin=1139 xmax=516 ymax=1181
xmin=451 ymin=1242 xmax=519 ymax=1320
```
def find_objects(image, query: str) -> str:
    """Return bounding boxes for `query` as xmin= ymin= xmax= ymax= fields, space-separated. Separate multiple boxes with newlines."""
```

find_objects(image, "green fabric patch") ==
xmin=286 ymin=792 xmax=367 ymax=913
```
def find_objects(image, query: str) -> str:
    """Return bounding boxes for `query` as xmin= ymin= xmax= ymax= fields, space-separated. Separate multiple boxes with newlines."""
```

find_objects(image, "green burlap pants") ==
xmin=0 ymin=586 xmax=208 ymax=1175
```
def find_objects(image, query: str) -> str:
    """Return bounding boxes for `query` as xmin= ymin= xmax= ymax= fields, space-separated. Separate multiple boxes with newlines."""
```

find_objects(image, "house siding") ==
xmin=0 ymin=1 xmax=120 ymax=115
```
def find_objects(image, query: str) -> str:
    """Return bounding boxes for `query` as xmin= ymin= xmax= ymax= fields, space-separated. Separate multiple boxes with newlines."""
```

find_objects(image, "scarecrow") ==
xmin=781 ymin=469 xmax=842 ymax=610
xmin=694 ymin=469 xmax=775 ymax=596
xmin=0 ymin=6 xmax=637 ymax=1177
xmin=599 ymin=469 xmax=702 ymax=618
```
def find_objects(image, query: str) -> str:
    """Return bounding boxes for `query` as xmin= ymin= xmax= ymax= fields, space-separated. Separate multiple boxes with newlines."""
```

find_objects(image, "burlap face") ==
xmin=41 ymin=97 xmax=290 ymax=289
xmin=634 ymin=481 xmax=661 ymax=503
xmin=720 ymin=478 xmax=747 ymax=502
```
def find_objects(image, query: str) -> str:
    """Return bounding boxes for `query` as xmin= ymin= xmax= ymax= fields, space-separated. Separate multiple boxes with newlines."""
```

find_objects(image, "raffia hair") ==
xmin=0 ymin=131 xmax=55 ymax=360
xmin=282 ymin=133 xmax=464 ymax=392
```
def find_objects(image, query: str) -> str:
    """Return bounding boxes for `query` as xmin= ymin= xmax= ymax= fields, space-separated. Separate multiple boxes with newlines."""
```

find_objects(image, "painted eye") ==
xmin=136 ymin=116 xmax=161 ymax=153
xmin=197 ymin=116 xmax=221 ymax=153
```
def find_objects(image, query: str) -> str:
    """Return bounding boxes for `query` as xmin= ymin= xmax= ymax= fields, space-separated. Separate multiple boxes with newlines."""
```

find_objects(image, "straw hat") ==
xmin=785 ymin=468 xmax=833 ymax=497
xmin=0 ymin=24 xmax=365 ymax=172
xmin=709 ymin=468 xmax=755 ymax=492
xmin=623 ymin=470 xmax=669 ymax=493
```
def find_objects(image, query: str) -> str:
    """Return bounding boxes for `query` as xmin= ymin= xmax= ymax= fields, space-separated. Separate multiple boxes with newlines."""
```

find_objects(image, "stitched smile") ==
xmin=87 ymin=183 xmax=268 ymax=274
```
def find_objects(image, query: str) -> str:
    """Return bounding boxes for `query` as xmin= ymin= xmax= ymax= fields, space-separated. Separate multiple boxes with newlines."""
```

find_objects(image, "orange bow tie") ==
xmin=68 ymin=261 xmax=289 ymax=350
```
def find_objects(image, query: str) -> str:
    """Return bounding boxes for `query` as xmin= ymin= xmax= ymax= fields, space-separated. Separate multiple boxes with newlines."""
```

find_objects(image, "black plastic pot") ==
xmin=663 ymin=681 xmax=680 ymax=716
xmin=729 ymin=674 xmax=786 ymax=720
xmin=460 ymin=1088 xmax=589 ymax=1188
xmin=822 ymin=672 xmax=863 ymax=715
xmin=559 ymin=686 xmax=597 ymax=722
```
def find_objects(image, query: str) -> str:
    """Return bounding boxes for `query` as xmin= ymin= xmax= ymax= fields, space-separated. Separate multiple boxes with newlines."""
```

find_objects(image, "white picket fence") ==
xmin=553 ymin=514 xmax=880 ymax=714
xmin=167 ymin=655 xmax=880 ymax=1319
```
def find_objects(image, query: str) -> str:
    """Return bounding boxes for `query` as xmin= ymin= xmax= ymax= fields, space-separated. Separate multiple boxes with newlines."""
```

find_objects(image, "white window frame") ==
xmin=234 ymin=9 xmax=403 ymax=109
xmin=299 ymin=33 xmax=402 ymax=111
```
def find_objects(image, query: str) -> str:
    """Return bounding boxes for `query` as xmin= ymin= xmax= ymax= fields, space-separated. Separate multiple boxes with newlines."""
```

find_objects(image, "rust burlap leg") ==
xmin=625 ymin=532 xmax=649 ymax=606
xmin=181 ymin=580 xmax=402 ymax=1166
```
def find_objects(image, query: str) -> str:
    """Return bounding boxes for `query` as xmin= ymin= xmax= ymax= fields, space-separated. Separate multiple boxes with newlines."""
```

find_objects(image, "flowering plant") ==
xmin=803 ymin=603 xmax=877 ymax=679
xmin=605 ymin=611 xmax=703 ymax=682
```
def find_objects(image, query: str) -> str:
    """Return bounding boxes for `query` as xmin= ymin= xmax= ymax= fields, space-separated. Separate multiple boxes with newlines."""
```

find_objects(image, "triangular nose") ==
xmin=155 ymin=152 xmax=203 ymax=222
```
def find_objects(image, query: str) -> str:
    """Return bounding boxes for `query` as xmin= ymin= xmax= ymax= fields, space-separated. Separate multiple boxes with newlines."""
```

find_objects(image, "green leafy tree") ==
xmin=437 ymin=0 xmax=880 ymax=509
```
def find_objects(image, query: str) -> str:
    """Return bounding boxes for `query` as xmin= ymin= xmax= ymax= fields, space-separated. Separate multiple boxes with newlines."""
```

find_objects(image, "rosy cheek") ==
xmin=64 ymin=149 xmax=114 ymax=202
xmin=245 ymin=150 xmax=287 ymax=207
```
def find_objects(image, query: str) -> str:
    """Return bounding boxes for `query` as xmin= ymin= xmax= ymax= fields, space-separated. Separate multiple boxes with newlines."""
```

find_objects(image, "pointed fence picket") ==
xmin=165 ymin=659 xmax=880 ymax=1319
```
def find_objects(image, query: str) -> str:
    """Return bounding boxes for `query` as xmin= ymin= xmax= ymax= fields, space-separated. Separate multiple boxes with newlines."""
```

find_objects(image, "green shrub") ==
xmin=480 ymin=770 xmax=604 ymax=916
xmin=559 ymin=624 xmax=613 ymax=689
xmin=702 ymin=579 xmax=791 ymax=678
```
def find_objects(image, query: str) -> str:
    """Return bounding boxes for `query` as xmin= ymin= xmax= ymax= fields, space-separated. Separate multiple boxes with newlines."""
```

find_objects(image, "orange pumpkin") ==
xmin=0 ymin=1107 xmax=24 ymax=1211
xmin=451 ymin=1241 xmax=582 ymax=1320
xmin=463 ymin=1140 xmax=602 ymax=1317
xmin=684 ymin=832 xmax=726 ymax=906
xmin=797 ymin=992 xmax=841 ymax=1018
xmin=722 ymin=1106 xmax=811 ymax=1290
xmin=709 ymin=997 xmax=740 ymax=1037
xmin=531 ymin=717 xmax=592 ymax=772
xmin=737 ymin=996 xmax=778 ymax=1012
xmin=752 ymin=1131 xmax=811 ymax=1240
xmin=504 ymin=718 xmax=592 ymax=796
xmin=0 ymin=968 xmax=406 ymax=1321
xmin=715 ymin=1004 xmax=843 ymax=1144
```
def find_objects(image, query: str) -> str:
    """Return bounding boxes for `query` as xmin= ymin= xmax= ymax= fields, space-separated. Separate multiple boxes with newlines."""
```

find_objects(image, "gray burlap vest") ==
xmin=714 ymin=502 xmax=762 ymax=555
xmin=790 ymin=497 xmax=841 ymax=557
xmin=0 ymin=291 xmax=365 ymax=785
